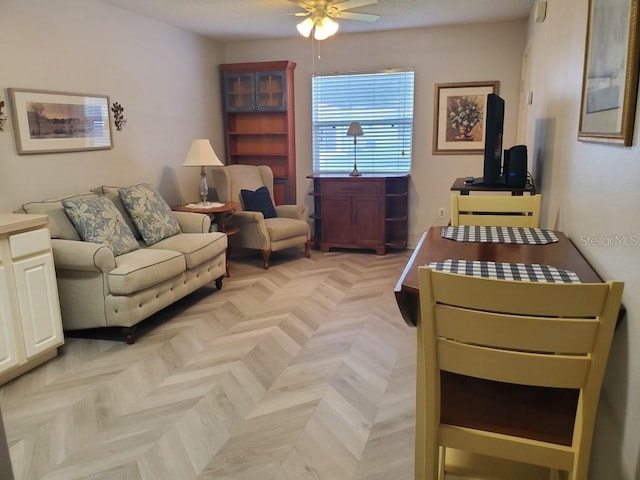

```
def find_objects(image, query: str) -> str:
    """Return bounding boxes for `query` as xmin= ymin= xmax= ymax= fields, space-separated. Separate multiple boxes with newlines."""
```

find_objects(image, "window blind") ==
xmin=312 ymin=69 xmax=415 ymax=174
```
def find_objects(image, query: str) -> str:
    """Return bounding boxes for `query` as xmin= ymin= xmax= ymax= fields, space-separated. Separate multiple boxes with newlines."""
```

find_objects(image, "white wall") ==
xmin=0 ymin=0 xmax=225 ymax=211
xmin=523 ymin=1 xmax=640 ymax=478
xmin=222 ymin=22 xmax=527 ymax=247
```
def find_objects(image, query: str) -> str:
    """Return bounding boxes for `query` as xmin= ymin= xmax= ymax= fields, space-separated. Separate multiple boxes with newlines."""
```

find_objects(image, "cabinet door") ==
xmin=12 ymin=253 xmax=63 ymax=359
xmin=255 ymin=71 xmax=287 ymax=111
xmin=322 ymin=196 xmax=354 ymax=245
xmin=0 ymin=267 xmax=20 ymax=374
xmin=223 ymin=73 xmax=255 ymax=111
xmin=354 ymin=196 xmax=385 ymax=250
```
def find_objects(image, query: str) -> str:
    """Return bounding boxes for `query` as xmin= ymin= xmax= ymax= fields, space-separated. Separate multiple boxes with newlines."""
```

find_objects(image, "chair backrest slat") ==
xmin=438 ymin=338 xmax=591 ymax=388
xmin=431 ymin=272 xmax=608 ymax=317
xmin=435 ymin=305 xmax=600 ymax=354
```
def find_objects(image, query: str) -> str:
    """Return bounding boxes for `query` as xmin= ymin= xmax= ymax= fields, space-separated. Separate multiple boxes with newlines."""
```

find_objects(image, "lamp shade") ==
xmin=314 ymin=16 xmax=339 ymax=40
xmin=182 ymin=139 xmax=223 ymax=167
xmin=347 ymin=122 xmax=363 ymax=136
xmin=296 ymin=17 xmax=315 ymax=38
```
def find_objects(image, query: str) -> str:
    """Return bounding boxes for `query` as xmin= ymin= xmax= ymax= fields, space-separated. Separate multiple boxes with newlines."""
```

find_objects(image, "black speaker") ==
xmin=504 ymin=145 xmax=528 ymax=188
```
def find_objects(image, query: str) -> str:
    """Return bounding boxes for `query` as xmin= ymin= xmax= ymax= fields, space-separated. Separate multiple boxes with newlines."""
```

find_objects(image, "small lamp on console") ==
xmin=347 ymin=121 xmax=363 ymax=176
xmin=182 ymin=139 xmax=224 ymax=204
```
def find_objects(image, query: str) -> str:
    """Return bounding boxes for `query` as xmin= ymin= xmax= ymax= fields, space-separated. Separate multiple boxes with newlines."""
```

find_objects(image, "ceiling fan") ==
xmin=288 ymin=0 xmax=380 ymax=40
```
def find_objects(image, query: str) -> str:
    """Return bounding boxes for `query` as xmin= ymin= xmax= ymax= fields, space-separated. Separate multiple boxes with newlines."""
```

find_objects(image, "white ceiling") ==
xmin=99 ymin=0 xmax=536 ymax=42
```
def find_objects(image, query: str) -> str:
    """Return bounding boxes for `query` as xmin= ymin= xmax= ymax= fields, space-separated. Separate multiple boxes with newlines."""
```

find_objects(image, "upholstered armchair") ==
xmin=211 ymin=165 xmax=310 ymax=269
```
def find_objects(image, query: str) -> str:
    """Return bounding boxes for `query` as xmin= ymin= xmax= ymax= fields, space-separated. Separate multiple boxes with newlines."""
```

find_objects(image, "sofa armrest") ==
xmin=275 ymin=204 xmax=306 ymax=221
xmin=174 ymin=211 xmax=211 ymax=233
xmin=51 ymin=239 xmax=116 ymax=273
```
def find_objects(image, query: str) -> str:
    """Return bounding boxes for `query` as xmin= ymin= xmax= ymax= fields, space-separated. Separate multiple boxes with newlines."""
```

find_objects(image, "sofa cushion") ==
xmin=62 ymin=196 xmax=139 ymax=256
xmin=119 ymin=183 xmax=181 ymax=246
xmin=109 ymin=248 xmax=186 ymax=295
xmin=240 ymin=186 xmax=277 ymax=219
xmin=92 ymin=185 xmax=142 ymax=240
xmin=150 ymin=232 xmax=228 ymax=269
xmin=20 ymin=193 xmax=98 ymax=240
xmin=264 ymin=217 xmax=310 ymax=242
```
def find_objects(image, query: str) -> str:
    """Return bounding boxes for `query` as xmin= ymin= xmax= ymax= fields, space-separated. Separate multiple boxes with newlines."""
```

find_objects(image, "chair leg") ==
xmin=304 ymin=240 xmax=311 ymax=258
xmin=261 ymin=249 xmax=271 ymax=269
xmin=438 ymin=446 xmax=446 ymax=480
xmin=549 ymin=469 xmax=568 ymax=480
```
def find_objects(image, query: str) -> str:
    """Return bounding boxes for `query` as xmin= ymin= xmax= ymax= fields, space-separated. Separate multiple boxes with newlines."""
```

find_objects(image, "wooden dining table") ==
xmin=395 ymin=226 xmax=606 ymax=328
xmin=394 ymin=225 xmax=624 ymax=452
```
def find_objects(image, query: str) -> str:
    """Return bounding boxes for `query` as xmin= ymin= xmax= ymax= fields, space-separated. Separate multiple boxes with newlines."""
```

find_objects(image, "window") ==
xmin=312 ymin=69 xmax=415 ymax=174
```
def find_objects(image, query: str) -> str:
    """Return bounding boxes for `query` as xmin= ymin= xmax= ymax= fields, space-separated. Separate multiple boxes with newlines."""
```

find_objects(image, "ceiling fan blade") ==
xmin=287 ymin=0 xmax=317 ymax=9
xmin=332 ymin=0 xmax=378 ymax=12
xmin=334 ymin=11 xmax=380 ymax=22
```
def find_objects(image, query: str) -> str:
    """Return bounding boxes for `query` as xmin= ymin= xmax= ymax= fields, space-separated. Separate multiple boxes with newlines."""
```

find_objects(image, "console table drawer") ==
xmin=322 ymin=180 xmax=384 ymax=195
xmin=10 ymin=228 xmax=51 ymax=259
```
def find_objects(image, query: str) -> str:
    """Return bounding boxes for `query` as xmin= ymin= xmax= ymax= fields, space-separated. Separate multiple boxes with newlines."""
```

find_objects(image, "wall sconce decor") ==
xmin=111 ymin=102 xmax=126 ymax=131
xmin=0 ymin=101 xmax=8 ymax=132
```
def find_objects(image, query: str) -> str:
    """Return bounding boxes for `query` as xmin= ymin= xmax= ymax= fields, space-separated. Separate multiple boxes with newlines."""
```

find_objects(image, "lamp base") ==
xmin=199 ymin=167 xmax=209 ymax=203
xmin=349 ymin=165 xmax=361 ymax=177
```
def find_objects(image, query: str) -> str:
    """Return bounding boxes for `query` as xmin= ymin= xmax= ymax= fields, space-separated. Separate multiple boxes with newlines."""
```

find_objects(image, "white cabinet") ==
xmin=0 ymin=267 xmax=20 ymax=373
xmin=0 ymin=214 xmax=64 ymax=385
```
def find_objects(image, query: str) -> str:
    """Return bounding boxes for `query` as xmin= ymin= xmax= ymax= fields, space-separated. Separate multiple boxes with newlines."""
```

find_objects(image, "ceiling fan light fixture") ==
xmin=296 ymin=17 xmax=315 ymax=37
xmin=313 ymin=16 xmax=339 ymax=40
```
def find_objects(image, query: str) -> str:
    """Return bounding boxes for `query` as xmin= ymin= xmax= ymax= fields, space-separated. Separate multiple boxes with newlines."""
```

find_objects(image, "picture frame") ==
xmin=8 ymin=88 xmax=112 ymax=155
xmin=578 ymin=0 xmax=640 ymax=146
xmin=433 ymin=81 xmax=500 ymax=155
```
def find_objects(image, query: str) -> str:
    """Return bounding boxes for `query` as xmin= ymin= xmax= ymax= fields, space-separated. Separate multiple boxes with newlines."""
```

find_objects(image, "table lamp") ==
xmin=182 ymin=139 xmax=224 ymax=204
xmin=347 ymin=122 xmax=363 ymax=176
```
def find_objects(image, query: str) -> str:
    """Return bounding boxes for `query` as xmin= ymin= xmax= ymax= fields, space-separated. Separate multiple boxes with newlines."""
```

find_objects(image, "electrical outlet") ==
xmin=438 ymin=208 xmax=446 ymax=219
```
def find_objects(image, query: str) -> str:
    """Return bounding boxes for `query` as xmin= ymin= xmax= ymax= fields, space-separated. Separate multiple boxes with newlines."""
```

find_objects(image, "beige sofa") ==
xmin=17 ymin=186 xmax=228 ymax=343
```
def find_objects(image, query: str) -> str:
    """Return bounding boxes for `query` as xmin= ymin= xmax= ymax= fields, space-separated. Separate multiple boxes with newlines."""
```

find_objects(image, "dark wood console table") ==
xmin=308 ymin=174 xmax=409 ymax=255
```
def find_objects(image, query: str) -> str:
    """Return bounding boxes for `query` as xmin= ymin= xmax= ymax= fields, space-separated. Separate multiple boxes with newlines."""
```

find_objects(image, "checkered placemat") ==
xmin=427 ymin=259 xmax=581 ymax=283
xmin=441 ymin=226 xmax=558 ymax=244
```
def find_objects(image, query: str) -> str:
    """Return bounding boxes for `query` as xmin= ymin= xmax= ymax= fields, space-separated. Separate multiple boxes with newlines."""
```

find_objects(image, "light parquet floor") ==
xmin=0 ymin=248 xmax=419 ymax=480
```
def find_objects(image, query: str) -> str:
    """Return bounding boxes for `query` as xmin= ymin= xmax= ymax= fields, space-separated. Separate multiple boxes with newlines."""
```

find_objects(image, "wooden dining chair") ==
xmin=450 ymin=193 xmax=542 ymax=227
xmin=416 ymin=267 xmax=623 ymax=480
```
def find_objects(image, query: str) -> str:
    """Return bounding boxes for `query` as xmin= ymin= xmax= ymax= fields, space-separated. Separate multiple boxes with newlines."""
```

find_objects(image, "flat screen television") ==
xmin=474 ymin=93 xmax=505 ymax=186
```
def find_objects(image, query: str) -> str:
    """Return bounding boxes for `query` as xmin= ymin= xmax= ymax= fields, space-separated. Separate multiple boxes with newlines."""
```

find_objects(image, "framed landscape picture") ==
xmin=578 ymin=0 xmax=639 ymax=146
xmin=433 ymin=81 xmax=499 ymax=155
xmin=8 ymin=88 xmax=112 ymax=155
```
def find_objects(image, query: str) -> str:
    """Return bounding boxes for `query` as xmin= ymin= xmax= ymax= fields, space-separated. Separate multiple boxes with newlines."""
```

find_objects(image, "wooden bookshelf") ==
xmin=220 ymin=61 xmax=296 ymax=205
